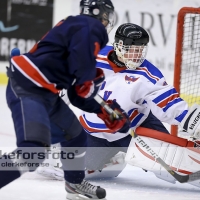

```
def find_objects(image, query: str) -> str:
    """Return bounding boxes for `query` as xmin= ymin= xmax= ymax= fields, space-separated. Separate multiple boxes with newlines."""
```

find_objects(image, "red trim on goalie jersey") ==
xmin=79 ymin=115 xmax=114 ymax=133
xmin=97 ymin=50 xmax=127 ymax=73
xmin=136 ymin=67 xmax=159 ymax=81
xmin=135 ymin=143 xmax=192 ymax=175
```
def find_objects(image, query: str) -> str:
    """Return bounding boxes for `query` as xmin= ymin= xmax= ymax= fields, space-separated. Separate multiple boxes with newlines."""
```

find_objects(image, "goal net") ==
xmin=171 ymin=7 xmax=200 ymax=136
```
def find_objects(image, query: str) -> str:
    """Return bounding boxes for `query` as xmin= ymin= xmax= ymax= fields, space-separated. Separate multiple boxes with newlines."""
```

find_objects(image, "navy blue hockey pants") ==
xmin=0 ymin=79 xmax=87 ymax=189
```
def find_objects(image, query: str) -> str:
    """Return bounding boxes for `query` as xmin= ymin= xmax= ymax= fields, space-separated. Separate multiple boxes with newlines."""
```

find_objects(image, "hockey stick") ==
xmin=94 ymin=94 xmax=200 ymax=183
xmin=94 ymin=94 xmax=120 ymax=119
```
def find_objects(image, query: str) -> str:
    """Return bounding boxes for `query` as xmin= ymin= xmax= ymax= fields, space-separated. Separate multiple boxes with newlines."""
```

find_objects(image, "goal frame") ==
xmin=171 ymin=7 xmax=200 ymax=136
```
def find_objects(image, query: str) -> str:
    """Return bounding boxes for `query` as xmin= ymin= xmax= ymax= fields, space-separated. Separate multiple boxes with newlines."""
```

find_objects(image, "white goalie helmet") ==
xmin=113 ymin=23 xmax=149 ymax=70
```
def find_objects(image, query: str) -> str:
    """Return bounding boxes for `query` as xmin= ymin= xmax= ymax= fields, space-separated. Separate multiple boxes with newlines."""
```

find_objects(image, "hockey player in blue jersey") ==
xmin=0 ymin=1 xmax=131 ymax=199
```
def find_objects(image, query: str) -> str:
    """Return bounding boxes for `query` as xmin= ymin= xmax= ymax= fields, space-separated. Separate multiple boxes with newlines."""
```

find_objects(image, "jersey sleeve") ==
xmin=67 ymin=85 xmax=102 ymax=113
xmin=131 ymin=60 xmax=189 ymax=125
xmin=144 ymin=81 xmax=189 ymax=125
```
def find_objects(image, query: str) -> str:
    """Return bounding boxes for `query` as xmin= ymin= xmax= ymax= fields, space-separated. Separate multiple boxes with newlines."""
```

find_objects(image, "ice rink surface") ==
xmin=0 ymin=85 xmax=200 ymax=200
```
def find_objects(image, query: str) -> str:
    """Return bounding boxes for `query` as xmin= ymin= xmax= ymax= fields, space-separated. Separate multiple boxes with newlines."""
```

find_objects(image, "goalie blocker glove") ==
xmin=75 ymin=68 xmax=105 ymax=99
xmin=180 ymin=104 xmax=200 ymax=141
xmin=97 ymin=100 xmax=130 ymax=133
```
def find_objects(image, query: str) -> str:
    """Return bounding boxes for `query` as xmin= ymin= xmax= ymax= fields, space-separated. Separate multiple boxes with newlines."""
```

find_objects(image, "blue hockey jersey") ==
xmin=11 ymin=15 xmax=108 ymax=94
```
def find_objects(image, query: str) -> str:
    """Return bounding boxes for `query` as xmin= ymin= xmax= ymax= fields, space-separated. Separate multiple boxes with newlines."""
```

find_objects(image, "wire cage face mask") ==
xmin=114 ymin=41 xmax=148 ymax=70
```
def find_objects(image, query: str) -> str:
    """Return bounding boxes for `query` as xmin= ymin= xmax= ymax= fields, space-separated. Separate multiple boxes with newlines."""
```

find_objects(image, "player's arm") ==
xmin=144 ymin=83 xmax=200 ymax=140
xmin=75 ymin=68 xmax=105 ymax=99
xmin=67 ymin=87 xmax=130 ymax=133
xmin=67 ymin=86 xmax=102 ymax=113
xmin=67 ymin=23 xmax=108 ymax=99
xmin=141 ymin=82 xmax=186 ymax=123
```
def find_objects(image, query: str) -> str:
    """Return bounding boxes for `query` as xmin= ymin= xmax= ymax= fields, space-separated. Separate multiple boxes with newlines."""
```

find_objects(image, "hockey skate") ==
xmin=65 ymin=180 xmax=106 ymax=200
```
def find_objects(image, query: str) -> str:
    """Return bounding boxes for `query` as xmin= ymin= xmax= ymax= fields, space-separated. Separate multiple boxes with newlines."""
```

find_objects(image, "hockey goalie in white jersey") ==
xmin=37 ymin=23 xmax=200 ymax=188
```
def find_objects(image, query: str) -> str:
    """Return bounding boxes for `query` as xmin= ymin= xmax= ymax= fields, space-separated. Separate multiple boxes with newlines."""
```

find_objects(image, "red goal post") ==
xmin=171 ymin=7 xmax=200 ymax=136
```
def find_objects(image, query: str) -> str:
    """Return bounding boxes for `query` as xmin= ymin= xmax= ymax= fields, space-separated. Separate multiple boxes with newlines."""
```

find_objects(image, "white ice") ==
xmin=0 ymin=86 xmax=200 ymax=200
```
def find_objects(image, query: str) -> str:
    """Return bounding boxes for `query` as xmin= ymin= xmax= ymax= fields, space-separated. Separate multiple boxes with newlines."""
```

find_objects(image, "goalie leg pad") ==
xmin=125 ymin=132 xmax=200 ymax=187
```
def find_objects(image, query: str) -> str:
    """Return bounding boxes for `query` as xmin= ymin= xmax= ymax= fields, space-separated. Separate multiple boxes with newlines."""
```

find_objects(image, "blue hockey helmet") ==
xmin=80 ymin=0 xmax=116 ymax=33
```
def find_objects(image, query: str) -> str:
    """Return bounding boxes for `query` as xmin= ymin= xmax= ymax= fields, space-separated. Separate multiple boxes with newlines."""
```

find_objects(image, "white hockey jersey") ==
xmin=79 ymin=45 xmax=189 ymax=142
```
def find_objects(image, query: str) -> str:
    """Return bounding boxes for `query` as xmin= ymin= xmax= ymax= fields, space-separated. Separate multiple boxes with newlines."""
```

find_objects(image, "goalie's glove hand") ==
xmin=97 ymin=100 xmax=130 ymax=133
xmin=75 ymin=68 xmax=105 ymax=99
xmin=180 ymin=104 xmax=200 ymax=141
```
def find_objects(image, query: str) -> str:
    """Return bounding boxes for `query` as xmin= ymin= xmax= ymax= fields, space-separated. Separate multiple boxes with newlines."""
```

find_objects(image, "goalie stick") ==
xmin=94 ymin=94 xmax=200 ymax=183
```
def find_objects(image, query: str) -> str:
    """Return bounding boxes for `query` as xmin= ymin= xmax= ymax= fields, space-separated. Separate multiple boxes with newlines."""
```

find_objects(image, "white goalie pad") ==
xmin=125 ymin=127 xmax=200 ymax=188
xmin=85 ymin=152 xmax=127 ymax=180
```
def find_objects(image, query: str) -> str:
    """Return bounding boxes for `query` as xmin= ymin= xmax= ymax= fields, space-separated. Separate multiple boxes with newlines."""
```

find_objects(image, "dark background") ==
xmin=0 ymin=0 xmax=54 ymax=61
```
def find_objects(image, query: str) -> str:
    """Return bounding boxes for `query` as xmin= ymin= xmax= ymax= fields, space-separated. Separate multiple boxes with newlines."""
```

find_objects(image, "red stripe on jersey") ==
xmin=97 ymin=50 xmax=126 ymax=73
xmin=94 ymin=42 xmax=100 ymax=57
xmin=129 ymin=109 xmax=139 ymax=122
xmin=12 ymin=56 xmax=59 ymax=94
xmin=97 ymin=56 xmax=108 ymax=62
xmin=79 ymin=116 xmax=114 ymax=133
xmin=137 ymin=67 xmax=159 ymax=81
xmin=55 ymin=20 xmax=64 ymax=26
xmin=29 ymin=43 xmax=38 ymax=53
xmin=157 ymin=93 xmax=179 ymax=108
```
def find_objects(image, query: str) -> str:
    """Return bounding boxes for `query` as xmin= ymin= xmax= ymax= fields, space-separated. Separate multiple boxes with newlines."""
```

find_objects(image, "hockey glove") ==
xmin=180 ymin=104 xmax=200 ymax=141
xmin=97 ymin=100 xmax=130 ymax=133
xmin=75 ymin=68 xmax=105 ymax=99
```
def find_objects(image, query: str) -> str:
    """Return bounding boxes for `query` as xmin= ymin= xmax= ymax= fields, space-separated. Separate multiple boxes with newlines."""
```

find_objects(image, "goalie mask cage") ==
xmin=171 ymin=7 xmax=200 ymax=136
